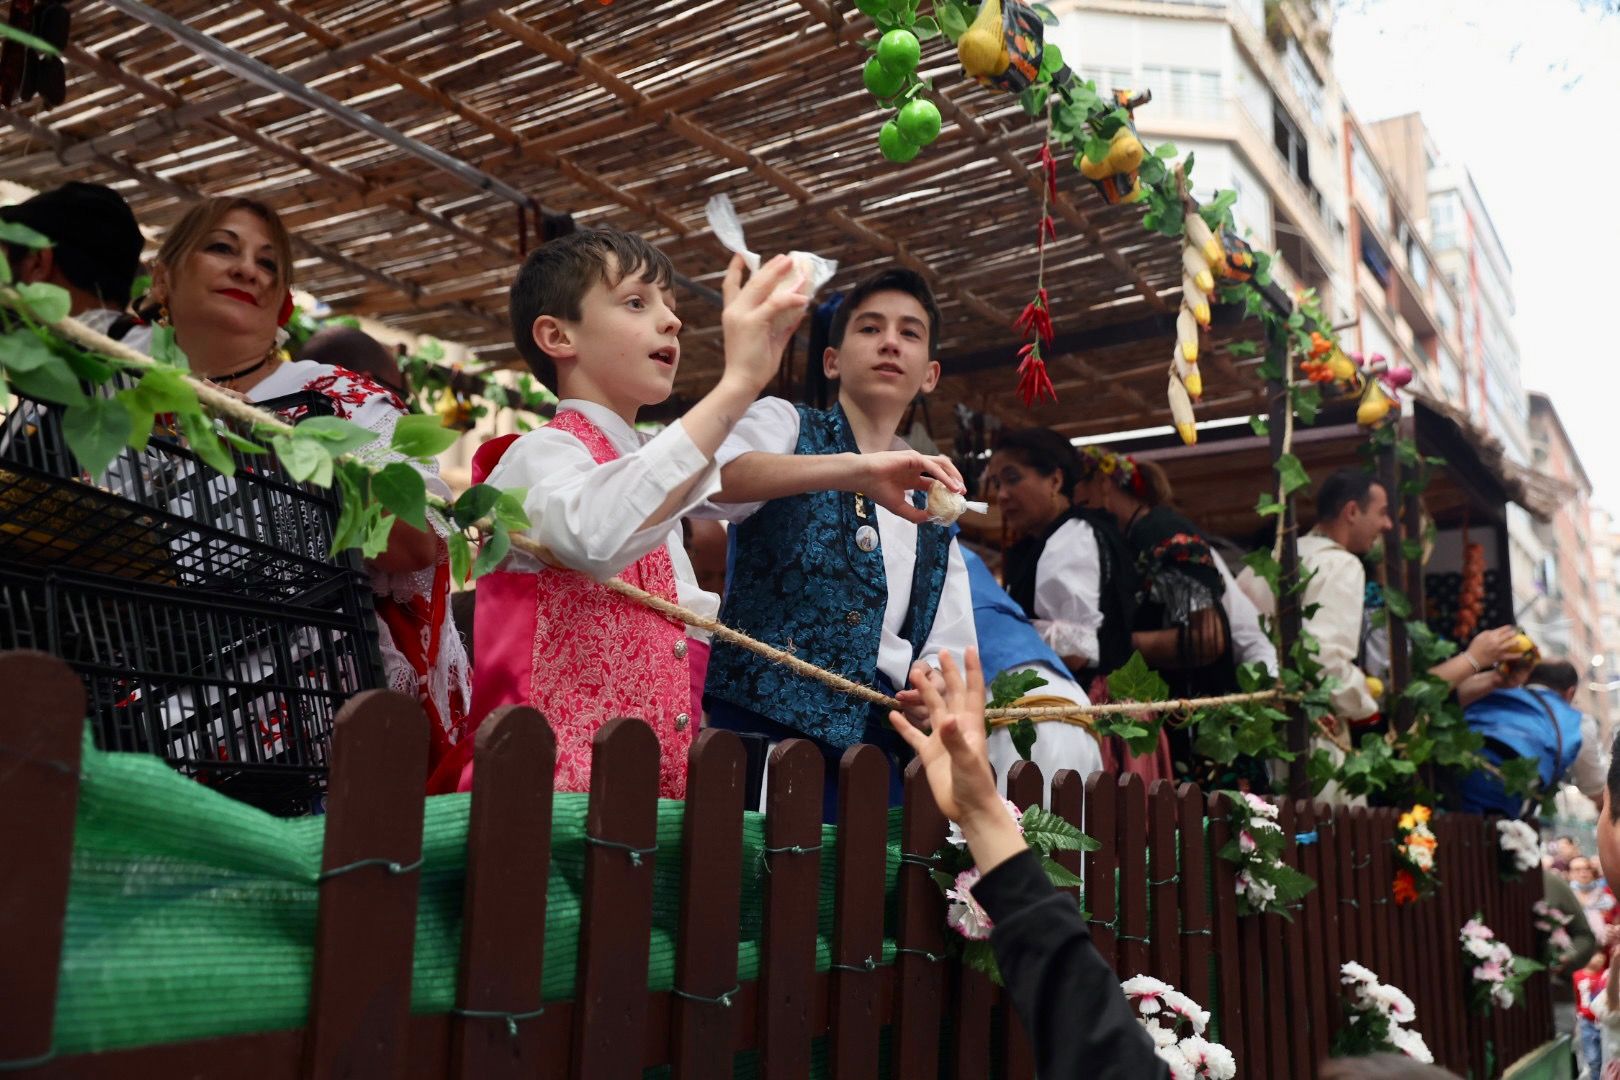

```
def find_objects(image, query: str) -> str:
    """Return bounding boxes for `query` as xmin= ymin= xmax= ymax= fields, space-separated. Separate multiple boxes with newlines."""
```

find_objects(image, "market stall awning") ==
xmin=1 ymin=0 xmax=1269 ymax=440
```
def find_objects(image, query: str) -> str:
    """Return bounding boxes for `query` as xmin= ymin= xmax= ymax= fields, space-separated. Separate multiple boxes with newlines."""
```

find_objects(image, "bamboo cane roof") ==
xmin=1 ymin=0 xmax=1269 ymax=438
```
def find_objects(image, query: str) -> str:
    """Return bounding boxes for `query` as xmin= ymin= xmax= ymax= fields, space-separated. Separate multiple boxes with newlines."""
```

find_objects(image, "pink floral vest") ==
xmin=461 ymin=410 xmax=692 ymax=798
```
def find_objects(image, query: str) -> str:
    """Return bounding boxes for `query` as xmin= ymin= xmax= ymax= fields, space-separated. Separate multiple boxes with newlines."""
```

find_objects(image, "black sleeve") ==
xmin=975 ymin=849 xmax=1170 ymax=1080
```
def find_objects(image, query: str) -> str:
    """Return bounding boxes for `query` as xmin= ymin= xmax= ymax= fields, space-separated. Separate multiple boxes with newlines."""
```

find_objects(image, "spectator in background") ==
xmin=298 ymin=325 xmax=408 ymax=401
xmin=1577 ymin=950 xmax=1609 ymax=1079
xmin=1 ymin=181 xmax=150 ymax=350
xmin=1558 ymin=836 xmax=1584 ymax=876
xmin=1572 ymin=856 xmax=1618 ymax=938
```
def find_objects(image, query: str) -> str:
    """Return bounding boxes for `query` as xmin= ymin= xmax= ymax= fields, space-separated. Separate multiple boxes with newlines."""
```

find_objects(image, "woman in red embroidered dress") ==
xmin=148 ymin=197 xmax=471 ymax=783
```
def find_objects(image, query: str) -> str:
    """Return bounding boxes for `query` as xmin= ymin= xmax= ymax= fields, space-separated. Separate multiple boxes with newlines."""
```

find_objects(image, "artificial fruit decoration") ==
xmin=1078 ymin=90 xmax=1149 ymax=205
xmin=956 ymin=0 xmax=1069 ymax=94
xmin=1355 ymin=376 xmax=1397 ymax=428
xmin=1167 ymin=371 xmax=1197 ymax=444
xmin=1172 ymin=343 xmax=1201 ymax=399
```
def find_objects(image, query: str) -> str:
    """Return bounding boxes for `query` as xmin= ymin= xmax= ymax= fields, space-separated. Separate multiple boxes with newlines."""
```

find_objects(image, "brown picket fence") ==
xmin=1 ymin=649 xmax=1553 ymax=1078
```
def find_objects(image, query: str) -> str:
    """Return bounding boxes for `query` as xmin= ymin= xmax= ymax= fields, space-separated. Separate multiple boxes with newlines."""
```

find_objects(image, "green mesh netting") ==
xmin=50 ymin=732 xmax=915 ymax=1066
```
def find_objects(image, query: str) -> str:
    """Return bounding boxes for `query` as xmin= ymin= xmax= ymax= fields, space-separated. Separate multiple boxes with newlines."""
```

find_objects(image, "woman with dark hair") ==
xmin=147 ymin=196 xmax=471 ymax=790
xmin=984 ymin=427 xmax=1138 ymax=692
xmin=1075 ymin=445 xmax=1243 ymax=784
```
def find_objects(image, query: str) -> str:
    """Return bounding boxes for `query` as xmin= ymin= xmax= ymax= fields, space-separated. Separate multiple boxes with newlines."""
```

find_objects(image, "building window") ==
xmin=1273 ymin=99 xmax=1312 ymax=190
xmin=1429 ymin=192 xmax=1459 ymax=252
xmin=1360 ymin=223 xmax=1392 ymax=288
xmin=1140 ymin=66 xmax=1222 ymax=120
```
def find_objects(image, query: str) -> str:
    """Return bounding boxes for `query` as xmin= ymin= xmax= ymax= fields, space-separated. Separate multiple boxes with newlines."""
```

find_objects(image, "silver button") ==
xmin=674 ymin=712 xmax=690 ymax=731
xmin=846 ymin=610 xmax=863 ymax=627
xmin=855 ymin=524 xmax=879 ymax=552
xmin=673 ymin=639 xmax=688 ymax=659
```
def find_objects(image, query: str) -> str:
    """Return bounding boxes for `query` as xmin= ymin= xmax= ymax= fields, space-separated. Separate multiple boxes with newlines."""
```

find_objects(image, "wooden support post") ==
xmin=1401 ymin=414 xmax=1426 ymax=627
xmin=1378 ymin=433 xmax=1411 ymax=716
xmin=1266 ymin=320 xmax=1307 ymax=801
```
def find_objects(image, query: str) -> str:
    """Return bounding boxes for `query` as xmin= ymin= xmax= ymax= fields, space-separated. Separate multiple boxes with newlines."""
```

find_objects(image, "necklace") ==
xmin=208 ymin=353 xmax=274 ymax=386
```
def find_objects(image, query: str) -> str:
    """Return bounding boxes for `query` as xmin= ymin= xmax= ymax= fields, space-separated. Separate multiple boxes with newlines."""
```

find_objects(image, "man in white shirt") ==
xmin=1 ymin=182 xmax=150 ymax=352
xmin=1298 ymin=469 xmax=1393 ymax=744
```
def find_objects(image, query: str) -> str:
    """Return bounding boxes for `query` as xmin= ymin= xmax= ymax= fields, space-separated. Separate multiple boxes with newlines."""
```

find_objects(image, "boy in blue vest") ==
xmin=1457 ymin=659 xmax=1595 ymax=817
xmin=700 ymin=268 xmax=976 ymax=819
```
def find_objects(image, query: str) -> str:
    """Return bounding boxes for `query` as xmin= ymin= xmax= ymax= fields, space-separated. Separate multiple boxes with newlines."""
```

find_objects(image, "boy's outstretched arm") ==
xmin=715 ymin=445 xmax=964 ymax=526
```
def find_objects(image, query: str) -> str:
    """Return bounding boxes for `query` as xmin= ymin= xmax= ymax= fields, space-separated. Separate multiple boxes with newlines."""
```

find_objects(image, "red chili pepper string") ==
xmin=1014 ymin=117 xmax=1061 ymax=406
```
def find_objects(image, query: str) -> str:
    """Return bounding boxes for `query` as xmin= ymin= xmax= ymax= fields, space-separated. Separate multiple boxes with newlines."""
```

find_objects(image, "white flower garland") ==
xmin=1332 ymin=962 xmax=1433 ymax=1063
xmin=1220 ymin=791 xmax=1315 ymax=918
xmin=1532 ymin=900 xmax=1577 ymax=966
xmin=1121 ymin=976 xmax=1236 ymax=1079
xmin=1460 ymin=915 xmax=1543 ymax=1012
xmin=1496 ymin=819 xmax=1540 ymax=876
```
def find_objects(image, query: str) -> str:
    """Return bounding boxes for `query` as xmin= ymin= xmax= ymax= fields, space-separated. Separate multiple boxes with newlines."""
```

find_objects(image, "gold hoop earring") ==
xmin=157 ymin=303 xmax=171 ymax=328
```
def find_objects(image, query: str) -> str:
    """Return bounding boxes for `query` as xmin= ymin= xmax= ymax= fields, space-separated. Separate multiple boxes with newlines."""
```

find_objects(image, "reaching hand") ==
xmin=719 ymin=253 xmax=810 ymax=396
xmin=888 ymin=649 xmax=998 ymax=825
xmin=858 ymin=450 xmax=965 ymax=525
xmin=1466 ymin=625 xmax=1522 ymax=668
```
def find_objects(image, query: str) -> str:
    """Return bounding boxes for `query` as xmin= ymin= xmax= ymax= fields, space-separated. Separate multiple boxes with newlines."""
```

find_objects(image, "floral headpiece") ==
xmin=1078 ymin=445 xmax=1148 ymax=497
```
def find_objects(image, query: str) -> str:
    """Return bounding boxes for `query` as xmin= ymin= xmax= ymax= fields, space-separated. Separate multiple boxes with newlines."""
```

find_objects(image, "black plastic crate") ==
xmin=0 ymin=565 xmax=380 ymax=815
xmin=0 ymin=378 xmax=360 ymax=604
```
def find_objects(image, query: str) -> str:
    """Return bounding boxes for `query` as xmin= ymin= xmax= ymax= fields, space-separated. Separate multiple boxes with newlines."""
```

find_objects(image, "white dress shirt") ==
xmin=1298 ymin=531 xmax=1378 ymax=721
xmin=485 ymin=399 xmax=721 ymax=641
xmin=705 ymin=396 xmax=976 ymax=690
xmin=1028 ymin=517 xmax=1104 ymax=668
xmin=1215 ymin=556 xmax=1279 ymax=675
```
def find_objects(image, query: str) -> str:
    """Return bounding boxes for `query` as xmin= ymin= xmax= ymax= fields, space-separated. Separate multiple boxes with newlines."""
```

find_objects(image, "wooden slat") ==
xmin=950 ymin=965 xmax=995 ymax=1080
xmin=671 ymin=730 xmax=747 ymax=1080
xmin=828 ymin=745 xmax=887 ymax=1080
xmin=892 ymin=759 xmax=948 ymax=1079
xmin=997 ymin=762 xmax=1042 ymax=1080
xmin=1083 ymin=773 xmax=1119 ymax=971
xmin=1207 ymin=792 xmax=1244 ymax=1068
xmin=571 ymin=717 xmax=661 ymax=1080
xmin=1050 ymin=769 xmax=1085 ymax=902
xmin=1176 ymin=783 xmax=1212 ymax=1013
xmin=759 ymin=739 xmax=823 ymax=1080
xmin=1148 ymin=780 xmax=1180 ymax=983
xmin=452 ymin=706 xmax=556 ymax=1079
xmin=303 ymin=690 xmax=430 ymax=1080
xmin=0 ymin=652 xmax=86 ymax=1068
xmin=1294 ymin=801 xmax=1331 ymax=1071
xmin=1116 ymin=774 xmax=1150 ymax=981
xmin=1276 ymin=801 xmax=1312 ymax=1077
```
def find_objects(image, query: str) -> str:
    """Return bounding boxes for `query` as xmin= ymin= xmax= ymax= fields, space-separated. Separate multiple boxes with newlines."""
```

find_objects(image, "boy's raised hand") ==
xmin=887 ymin=648 xmax=998 ymax=825
xmin=719 ymin=253 xmax=810 ymax=395
xmin=857 ymin=449 xmax=965 ymax=524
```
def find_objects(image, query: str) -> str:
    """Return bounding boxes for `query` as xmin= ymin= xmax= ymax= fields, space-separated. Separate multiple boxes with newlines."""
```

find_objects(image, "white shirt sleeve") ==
xmin=1301 ymin=547 xmax=1378 ymax=721
xmin=1030 ymin=517 xmax=1103 ymax=667
xmin=913 ymin=538 xmax=978 ymax=671
xmin=668 ymin=529 xmax=720 ymax=646
xmin=1216 ymin=557 xmax=1278 ymax=675
xmin=1572 ymin=712 xmax=1608 ymax=800
xmin=488 ymin=418 xmax=720 ymax=582
xmin=701 ymin=396 xmax=803 ymax=523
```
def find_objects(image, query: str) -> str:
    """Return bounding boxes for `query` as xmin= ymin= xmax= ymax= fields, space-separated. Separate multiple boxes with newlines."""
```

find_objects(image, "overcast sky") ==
xmin=1332 ymin=0 xmax=1620 ymax=519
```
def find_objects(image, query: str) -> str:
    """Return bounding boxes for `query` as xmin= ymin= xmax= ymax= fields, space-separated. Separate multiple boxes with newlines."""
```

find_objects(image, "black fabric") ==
xmin=1002 ymin=507 xmax=1137 ymax=684
xmin=974 ymin=848 xmax=1170 ymax=1079
xmin=1125 ymin=506 xmax=1237 ymax=700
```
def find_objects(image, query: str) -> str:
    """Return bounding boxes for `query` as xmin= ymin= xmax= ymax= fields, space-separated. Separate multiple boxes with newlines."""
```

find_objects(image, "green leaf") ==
xmin=1401 ymin=537 xmax=1425 ymax=561
xmin=129 ymin=274 xmax=152 ymax=302
xmin=961 ymin=939 xmax=1003 ymax=985
xmin=1041 ymin=856 xmax=1084 ymax=888
xmin=293 ymin=415 xmax=378 ymax=457
xmin=9 ymin=355 xmax=84 ymax=405
xmin=912 ymin=14 xmax=940 ymax=40
xmin=936 ymin=1 xmax=969 ymax=39
xmin=1039 ymin=42 xmax=1064 ymax=76
xmin=0 ymin=220 xmax=51 ymax=249
xmin=1106 ymin=651 xmax=1169 ymax=703
xmin=362 ymin=510 xmax=396 ymax=559
xmin=472 ymin=523 xmax=512 ymax=578
xmin=1383 ymin=586 xmax=1412 ymax=619
xmin=1498 ymin=755 xmax=1542 ymax=798
xmin=62 ymin=396 xmax=133 ymax=479
xmin=390 ymin=413 xmax=461 ymax=459
xmin=1249 ymin=413 xmax=1270 ymax=436
xmin=0 ymin=19 xmax=61 ymax=55
xmin=493 ymin=489 xmax=531 ymax=532
xmin=988 ymin=668 xmax=1048 ymax=709
xmin=1137 ymin=156 xmax=1167 ymax=187
xmin=1275 ymin=452 xmax=1310 ymax=496
xmin=0 ymin=372 xmax=8 ymax=411
xmin=149 ymin=325 xmax=189 ymax=369
xmin=1030 ymin=3 xmax=1059 ymax=25
xmin=15 ymin=282 xmax=71 ymax=323
xmin=1254 ymin=250 xmax=1274 ymax=287
xmin=1153 ymin=142 xmax=1178 ymax=159
xmin=448 ymin=531 xmax=473 ymax=586
xmin=1255 ymin=492 xmax=1283 ymax=518
xmin=220 ymin=429 xmax=268 ymax=456
xmin=0 ymin=249 xmax=10 ymax=284
xmin=1020 ymin=805 xmax=1099 ymax=854
xmin=1010 ymin=717 xmax=1038 ymax=762
xmin=271 ymin=434 xmax=331 ymax=485
xmin=0 ymin=328 xmax=56 ymax=373
xmin=373 ymin=461 xmax=428 ymax=531
xmin=452 ymin=483 xmax=504 ymax=529
xmin=329 ymin=466 xmax=368 ymax=556
xmin=180 ymin=411 xmax=236 ymax=478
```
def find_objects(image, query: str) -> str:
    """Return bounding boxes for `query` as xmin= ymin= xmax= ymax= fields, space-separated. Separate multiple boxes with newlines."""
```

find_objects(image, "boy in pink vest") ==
xmin=435 ymin=228 xmax=808 ymax=797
